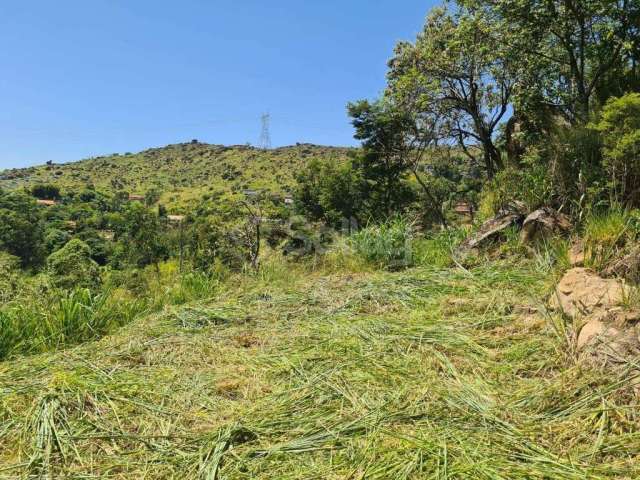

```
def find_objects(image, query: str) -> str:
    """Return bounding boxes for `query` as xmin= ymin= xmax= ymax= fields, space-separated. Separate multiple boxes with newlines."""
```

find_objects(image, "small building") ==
xmin=284 ymin=196 xmax=294 ymax=206
xmin=167 ymin=215 xmax=185 ymax=223
xmin=128 ymin=194 xmax=145 ymax=202
xmin=454 ymin=201 xmax=474 ymax=217
xmin=36 ymin=199 xmax=57 ymax=207
xmin=242 ymin=189 xmax=259 ymax=198
xmin=99 ymin=230 xmax=115 ymax=241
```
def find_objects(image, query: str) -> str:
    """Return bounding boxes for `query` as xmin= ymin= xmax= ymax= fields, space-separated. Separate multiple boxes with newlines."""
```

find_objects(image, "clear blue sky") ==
xmin=0 ymin=0 xmax=437 ymax=168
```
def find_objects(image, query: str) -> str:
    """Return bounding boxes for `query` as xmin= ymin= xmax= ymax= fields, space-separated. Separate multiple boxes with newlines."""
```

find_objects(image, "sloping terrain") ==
xmin=1 ymin=259 xmax=639 ymax=479
xmin=0 ymin=143 xmax=354 ymax=208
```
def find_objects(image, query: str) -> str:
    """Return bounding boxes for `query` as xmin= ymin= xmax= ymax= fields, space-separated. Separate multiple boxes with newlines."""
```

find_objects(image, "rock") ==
xmin=457 ymin=207 xmax=525 ymax=254
xmin=551 ymin=268 xmax=640 ymax=361
xmin=577 ymin=316 xmax=640 ymax=359
xmin=520 ymin=208 xmax=572 ymax=244
xmin=550 ymin=268 xmax=625 ymax=318
xmin=568 ymin=242 xmax=585 ymax=267
xmin=577 ymin=318 xmax=608 ymax=349
xmin=602 ymin=246 xmax=640 ymax=283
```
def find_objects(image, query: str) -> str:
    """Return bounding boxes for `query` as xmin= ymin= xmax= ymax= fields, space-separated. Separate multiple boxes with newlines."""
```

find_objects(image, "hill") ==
xmin=0 ymin=143 xmax=355 ymax=209
xmin=1 ymin=257 xmax=638 ymax=478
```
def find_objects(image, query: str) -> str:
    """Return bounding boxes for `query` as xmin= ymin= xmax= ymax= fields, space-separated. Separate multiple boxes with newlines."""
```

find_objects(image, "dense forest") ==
xmin=2 ymin=0 xmax=640 ymax=477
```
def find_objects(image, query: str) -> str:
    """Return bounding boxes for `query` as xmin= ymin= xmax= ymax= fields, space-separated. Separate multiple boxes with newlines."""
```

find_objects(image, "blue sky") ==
xmin=0 ymin=0 xmax=437 ymax=168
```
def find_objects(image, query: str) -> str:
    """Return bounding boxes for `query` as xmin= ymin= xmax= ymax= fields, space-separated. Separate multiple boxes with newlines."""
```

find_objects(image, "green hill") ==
xmin=0 ymin=143 xmax=355 ymax=209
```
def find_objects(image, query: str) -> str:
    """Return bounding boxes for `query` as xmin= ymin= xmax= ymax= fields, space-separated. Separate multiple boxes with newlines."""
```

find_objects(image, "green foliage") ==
xmin=347 ymin=100 xmax=416 ymax=217
xmin=44 ymin=228 xmax=71 ymax=255
xmin=349 ymin=218 xmax=414 ymax=269
xmin=583 ymin=208 xmax=632 ymax=270
xmin=0 ymin=190 xmax=45 ymax=267
xmin=115 ymin=202 xmax=168 ymax=269
xmin=47 ymin=239 xmax=101 ymax=291
xmin=0 ymin=288 xmax=145 ymax=360
xmin=414 ymin=228 xmax=467 ymax=268
xmin=592 ymin=93 xmax=640 ymax=206
xmin=0 ymin=143 xmax=354 ymax=210
xmin=30 ymin=183 xmax=61 ymax=200
xmin=0 ymin=253 xmax=21 ymax=304
xmin=294 ymin=158 xmax=364 ymax=228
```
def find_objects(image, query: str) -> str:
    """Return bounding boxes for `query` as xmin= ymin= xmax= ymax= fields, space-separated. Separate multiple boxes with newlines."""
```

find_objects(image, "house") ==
xmin=284 ymin=196 xmax=294 ymax=206
xmin=128 ymin=194 xmax=145 ymax=202
xmin=36 ymin=199 xmax=57 ymax=206
xmin=454 ymin=201 xmax=474 ymax=217
xmin=167 ymin=215 xmax=185 ymax=223
xmin=242 ymin=189 xmax=259 ymax=198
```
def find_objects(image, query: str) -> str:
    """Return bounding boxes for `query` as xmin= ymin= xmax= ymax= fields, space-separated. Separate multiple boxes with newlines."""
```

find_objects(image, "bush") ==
xmin=593 ymin=93 xmax=640 ymax=206
xmin=349 ymin=218 xmax=413 ymax=269
xmin=0 ymin=253 xmax=21 ymax=304
xmin=30 ymin=183 xmax=61 ymax=200
xmin=47 ymin=239 xmax=101 ymax=290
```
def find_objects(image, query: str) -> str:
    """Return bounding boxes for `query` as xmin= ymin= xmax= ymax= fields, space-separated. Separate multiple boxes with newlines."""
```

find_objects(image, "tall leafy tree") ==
xmin=387 ymin=5 xmax=517 ymax=178
xmin=478 ymin=0 xmax=640 ymax=124
xmin=0 ymin=191 xmax=45 ymax=267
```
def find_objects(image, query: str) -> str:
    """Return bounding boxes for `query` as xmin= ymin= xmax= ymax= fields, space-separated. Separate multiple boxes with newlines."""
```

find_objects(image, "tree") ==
xmin=47 ymin=239 xmax=101 ymax=291
xmin=294 ymin=158 xmax=364 ymax=229
xmin=480 ymin=0 xmax=640 ymax=124
xmin=386 ymin=5 xmax=517 ymax=178
xmin=593 ymin=92 xmax=640 ymax=205
xmin=348 ymin=100 xmax=416 ymax=217
xmin=0 ymin=191 xmax=45 ymax=267
xmin=30 ymin=183 xmax=61 ymax=200
xmin=114 ymin=203 xmax=168 ymax=271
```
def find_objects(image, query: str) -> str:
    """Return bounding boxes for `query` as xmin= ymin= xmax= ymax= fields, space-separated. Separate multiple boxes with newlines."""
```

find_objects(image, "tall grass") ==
xmin=0 ymin=288 xmax=147 ymax=361
xmin=583 ymin=208 xmax=633 ymax=270
xmin=349 ymin=218 xmax=414 ymax=270
xmin=414 ymin=228 xmax=467 ymax=268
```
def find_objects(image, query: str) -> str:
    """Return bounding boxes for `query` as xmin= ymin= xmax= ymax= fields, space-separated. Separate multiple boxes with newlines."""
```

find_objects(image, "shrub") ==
xmin=47 ymin=239 xmax=101 ymax=291
xmin=30 ymin=183 xmax=61 ymax=200
xmin=350 ymin=217 xmax=413 ymax=269
xmin=0 ymin=253 xmax=21 ymax=304
xmin=593 ymin=93 xmax=640 ymax=206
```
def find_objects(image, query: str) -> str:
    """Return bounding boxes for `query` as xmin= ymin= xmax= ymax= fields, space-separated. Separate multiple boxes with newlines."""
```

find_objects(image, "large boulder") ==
xmin=520 ymin=208 xmax=572 ymax=244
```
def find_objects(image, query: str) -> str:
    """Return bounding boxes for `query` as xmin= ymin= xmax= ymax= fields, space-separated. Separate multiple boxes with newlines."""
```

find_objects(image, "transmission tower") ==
xmin=258 ymin=113 xmax=272 ymax=150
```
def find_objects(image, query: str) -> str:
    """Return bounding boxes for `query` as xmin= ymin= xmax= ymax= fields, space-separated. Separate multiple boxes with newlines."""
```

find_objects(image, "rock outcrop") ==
xmin=520 ymin=208 xmax=572 ymax=244
xmin=457 ymin=202 xmax=526 ymax=255
xmin=550 ymin=267 xmax=640 ymax=362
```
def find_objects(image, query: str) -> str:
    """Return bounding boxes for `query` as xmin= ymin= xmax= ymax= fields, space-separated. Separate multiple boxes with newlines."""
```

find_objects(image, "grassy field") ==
xmin=2 ymin=255 xmax=639 ymax=479
xmin=0 ymin=143 xmax=354 ymax=209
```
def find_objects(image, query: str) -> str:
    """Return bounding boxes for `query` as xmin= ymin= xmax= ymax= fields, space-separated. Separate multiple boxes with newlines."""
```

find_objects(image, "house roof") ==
xmin=36 ymin=199 xmax=57 ymax=206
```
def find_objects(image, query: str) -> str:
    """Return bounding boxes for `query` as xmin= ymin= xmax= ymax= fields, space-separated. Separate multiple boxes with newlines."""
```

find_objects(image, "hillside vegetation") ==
xmin=0 ymin=143 xmax=354 ymax=209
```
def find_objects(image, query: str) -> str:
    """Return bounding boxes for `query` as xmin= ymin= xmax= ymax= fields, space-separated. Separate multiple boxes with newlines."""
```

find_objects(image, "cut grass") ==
xmin=1 ymin=258 xmax=640 ymax=478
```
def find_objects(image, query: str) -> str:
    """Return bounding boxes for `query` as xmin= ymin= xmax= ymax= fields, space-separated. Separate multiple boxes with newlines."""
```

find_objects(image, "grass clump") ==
xmin=350 ymin=217 xmax=414 ymax=269
xmin=584 ymin=208 xmax=633 ymax=270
